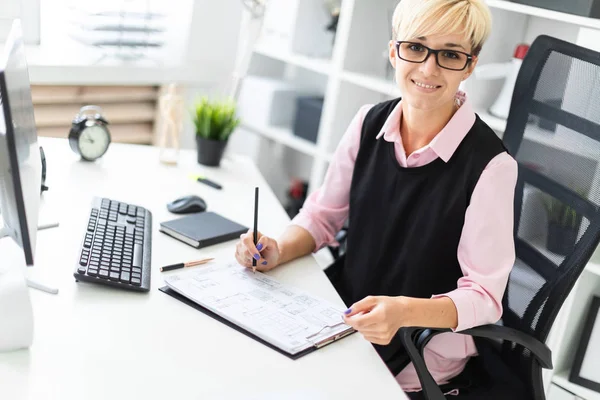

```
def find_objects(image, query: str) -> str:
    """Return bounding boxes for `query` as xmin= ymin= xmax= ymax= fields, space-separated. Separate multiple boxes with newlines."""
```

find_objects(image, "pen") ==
xmin=160 ymin=257 xmax=215 ymax=272
xmin=253 ymin=186 xmax=259 ymax=274
xmin=197 ymin=176 xmax=222 ymax=190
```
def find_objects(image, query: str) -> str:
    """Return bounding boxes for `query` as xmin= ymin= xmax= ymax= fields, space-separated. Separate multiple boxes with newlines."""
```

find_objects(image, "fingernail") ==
xmin=262 ymin=261 xmax=267 ymax=265
xmin=344 ymin=308 xmax=352 ymax=315
xmin=254 ymin=254 xmax=260 ymax=260
xmin=256 ymin=243 xmax=263 ymax=251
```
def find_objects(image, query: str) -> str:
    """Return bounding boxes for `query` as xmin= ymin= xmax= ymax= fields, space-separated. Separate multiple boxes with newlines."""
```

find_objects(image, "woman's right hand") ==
xmin=234 ymin=230 xmax=281 ymax=272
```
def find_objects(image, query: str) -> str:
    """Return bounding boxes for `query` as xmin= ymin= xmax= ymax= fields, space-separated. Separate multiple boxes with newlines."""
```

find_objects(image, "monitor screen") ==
xmin=0 ymin=20 xmax=41 ymax=266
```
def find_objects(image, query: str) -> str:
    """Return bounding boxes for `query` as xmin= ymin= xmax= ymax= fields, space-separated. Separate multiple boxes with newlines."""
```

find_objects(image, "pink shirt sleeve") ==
xmin=432 ymin=152 xmax=518 ymax=331
xmin=290 ymin=104 xmax=373 ymax=250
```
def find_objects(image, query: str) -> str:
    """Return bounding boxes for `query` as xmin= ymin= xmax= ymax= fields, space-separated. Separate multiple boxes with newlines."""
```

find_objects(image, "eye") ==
xmin=408 ymin=43 xmax=426 ymax=52
xmin=442 ymin=51 xmax=460 ymax=60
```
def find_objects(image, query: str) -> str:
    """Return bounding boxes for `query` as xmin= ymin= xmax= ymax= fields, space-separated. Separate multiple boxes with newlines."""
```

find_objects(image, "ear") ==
xmin=462 ymin=55 xmax=479 ymax=81
xmin=388 ymin=40 xmax=397 ymax=69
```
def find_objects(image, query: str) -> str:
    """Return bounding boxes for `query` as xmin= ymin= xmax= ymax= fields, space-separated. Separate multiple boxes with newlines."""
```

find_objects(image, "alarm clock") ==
xmin=68 ymin=105 xmax=111 ymax=161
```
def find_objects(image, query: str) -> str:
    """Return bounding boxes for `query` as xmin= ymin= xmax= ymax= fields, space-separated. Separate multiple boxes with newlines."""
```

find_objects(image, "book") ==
xmin=159 ymin=261 xmax=355 ymax=359
xmin=159 ymin=212 xmax=248 ymax=249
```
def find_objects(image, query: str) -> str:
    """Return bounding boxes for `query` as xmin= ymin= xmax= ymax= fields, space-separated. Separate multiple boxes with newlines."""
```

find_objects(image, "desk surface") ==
xmin=0 ymin=138 xmax=405 ymax=400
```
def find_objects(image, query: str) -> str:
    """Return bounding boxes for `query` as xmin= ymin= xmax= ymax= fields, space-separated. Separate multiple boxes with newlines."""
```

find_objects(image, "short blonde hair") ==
xmin=392 ymin=0 xmax=492 ymax=56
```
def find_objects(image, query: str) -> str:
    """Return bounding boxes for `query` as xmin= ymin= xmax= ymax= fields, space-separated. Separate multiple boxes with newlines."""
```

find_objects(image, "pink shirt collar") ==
xmin=375 ymin=91 xmax=476 ymax=163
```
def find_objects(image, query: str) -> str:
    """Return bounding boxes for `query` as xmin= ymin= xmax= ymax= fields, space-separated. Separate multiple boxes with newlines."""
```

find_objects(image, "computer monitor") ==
xmin=0 ymin=19 xmax=41 ymax=267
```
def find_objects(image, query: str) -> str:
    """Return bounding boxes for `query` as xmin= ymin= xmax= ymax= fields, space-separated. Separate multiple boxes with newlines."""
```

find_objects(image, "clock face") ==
xmin=79 ymin=124 xmax=110 ymax=160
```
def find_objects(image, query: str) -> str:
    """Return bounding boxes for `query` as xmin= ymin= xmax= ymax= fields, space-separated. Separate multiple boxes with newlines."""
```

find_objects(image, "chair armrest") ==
xmin=462 ymin=324 xmax=552 ymax=368
xmin=415 ymin=325 xmax=552 ymax=369
xmin=334 ymin=228 xmax=348 ymax=243
xmin=398 ymin=327 xmax=447 ymax=400
xmin=399 ymin=324 xmax=552 ymax=400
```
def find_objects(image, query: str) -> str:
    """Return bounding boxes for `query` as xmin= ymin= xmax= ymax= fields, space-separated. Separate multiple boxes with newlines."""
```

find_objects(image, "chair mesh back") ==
xmin=498 ymin=35 xmax=600 ymax=386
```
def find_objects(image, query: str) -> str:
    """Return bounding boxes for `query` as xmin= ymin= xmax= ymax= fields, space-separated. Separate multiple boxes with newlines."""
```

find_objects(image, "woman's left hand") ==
xmin=342 ymin=295 xmax=406 ymax=345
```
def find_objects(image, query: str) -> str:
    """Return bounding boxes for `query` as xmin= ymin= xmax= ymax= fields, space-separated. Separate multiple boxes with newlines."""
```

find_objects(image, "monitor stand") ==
xmin=0 ymin=227 xmax=34 ymax=352
xmin=0 ymin=226 xmax=59 ymax=295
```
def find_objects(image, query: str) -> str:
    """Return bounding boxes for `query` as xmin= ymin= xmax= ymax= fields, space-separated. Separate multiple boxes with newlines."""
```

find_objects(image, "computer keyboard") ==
xmin=74 ymin=197 xmax=152 ymax=292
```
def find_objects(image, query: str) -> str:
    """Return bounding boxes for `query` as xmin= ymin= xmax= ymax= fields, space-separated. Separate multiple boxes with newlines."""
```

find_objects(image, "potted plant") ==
xmin=544 ymin=195 xmax=582 ymax=256
xmin=192 ymin=96 xmax=240 ymax=166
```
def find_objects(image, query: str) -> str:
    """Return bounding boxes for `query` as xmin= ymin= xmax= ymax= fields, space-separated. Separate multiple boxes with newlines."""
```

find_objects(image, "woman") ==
xmin=234 ymin=0 xmax=517 ymax=396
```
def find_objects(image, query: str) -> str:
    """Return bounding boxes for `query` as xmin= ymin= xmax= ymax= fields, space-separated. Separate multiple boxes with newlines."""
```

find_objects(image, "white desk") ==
xmin=0 ymin=138 xmax=406 ymax=400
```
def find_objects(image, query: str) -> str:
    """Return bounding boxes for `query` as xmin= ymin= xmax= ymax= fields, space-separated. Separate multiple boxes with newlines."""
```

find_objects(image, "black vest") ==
xmin=326 ymin=98 xmax=508 ymax=375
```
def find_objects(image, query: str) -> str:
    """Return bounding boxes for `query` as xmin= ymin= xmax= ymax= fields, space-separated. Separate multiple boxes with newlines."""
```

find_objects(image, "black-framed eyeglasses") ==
xmin=395 ymin=41 xmax=473 ymax=71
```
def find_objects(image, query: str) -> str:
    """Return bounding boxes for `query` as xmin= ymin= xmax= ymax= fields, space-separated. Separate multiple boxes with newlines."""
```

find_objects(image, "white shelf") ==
xmin=477 ymin=108 xmax=600 ymax=160
xmin=528 ymin=236 xmax=566 ymax=266
xmin=553 ymin=370 xmax=600 ymax=400
xmin=241 ymin=122 xmax=333 ymax=161
xmin=526 ymin=236 xmax=600 ymax=279
xmin=525 ymin=129 xmax=600 ymax=161
xmin=254 ymin=45 xmax=332 ymax=75
xmin=341 ymin=70 xmax=401 ymax=97
xmin=477 ymin=109 xmax=508 ymax=133
xmin=587 ymin=261 xmax=600 ymax=277
xmin=487 ymin=0 xmax=600 ymax=30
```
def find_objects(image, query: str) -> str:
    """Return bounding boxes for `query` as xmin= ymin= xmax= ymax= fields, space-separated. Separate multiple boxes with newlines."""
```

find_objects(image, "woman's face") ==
xmin=388 ymin=33 xmax=477 ymax=112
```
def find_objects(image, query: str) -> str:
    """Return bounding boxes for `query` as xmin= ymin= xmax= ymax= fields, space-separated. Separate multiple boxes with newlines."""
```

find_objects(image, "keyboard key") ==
xmin=109 ymin=272 xmax=120 ymax=281
xmin=119 ymin=272 xmax=130 ymax=283
xmin=131 ymin=277 xmax=141 ymax=286
xmin=133 ymin=244 xmax=142 ymax=268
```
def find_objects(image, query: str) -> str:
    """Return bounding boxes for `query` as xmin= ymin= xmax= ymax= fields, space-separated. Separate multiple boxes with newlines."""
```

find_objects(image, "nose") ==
xmin=419 ymin=51 xmax=440 ymax=76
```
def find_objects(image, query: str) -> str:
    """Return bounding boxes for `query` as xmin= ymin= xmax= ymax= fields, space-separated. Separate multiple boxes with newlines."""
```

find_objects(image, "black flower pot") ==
xmin=546 ymin=221 xmax=578 ymax=256
xmin=196 ymin=136 xmax=227 ymax=167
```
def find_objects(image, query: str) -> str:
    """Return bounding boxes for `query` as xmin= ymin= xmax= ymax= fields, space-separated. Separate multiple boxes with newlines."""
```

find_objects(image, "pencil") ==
xmin=160 ymin=257 xmax=214 ymax=272
xmin=253 ymin=186 xmax=259 ymax=273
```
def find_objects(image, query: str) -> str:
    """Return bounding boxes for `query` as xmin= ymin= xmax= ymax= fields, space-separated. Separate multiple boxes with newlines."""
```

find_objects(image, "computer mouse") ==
xmin=167 ymin=195 xmax=207 ymax=214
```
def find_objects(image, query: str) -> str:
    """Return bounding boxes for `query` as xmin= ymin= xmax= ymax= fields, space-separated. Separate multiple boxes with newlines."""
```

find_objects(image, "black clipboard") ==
xmin=159 ymin=285 xmax=356 ymax=360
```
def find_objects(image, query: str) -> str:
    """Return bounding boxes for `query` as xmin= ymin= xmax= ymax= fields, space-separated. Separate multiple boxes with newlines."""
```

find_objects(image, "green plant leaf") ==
xmin=192 ymin=96 xmax=241 ymax=141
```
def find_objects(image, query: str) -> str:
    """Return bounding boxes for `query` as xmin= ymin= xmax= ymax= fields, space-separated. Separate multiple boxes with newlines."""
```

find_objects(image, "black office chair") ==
xmin=394 ymin=35 xmax=600 ymax=399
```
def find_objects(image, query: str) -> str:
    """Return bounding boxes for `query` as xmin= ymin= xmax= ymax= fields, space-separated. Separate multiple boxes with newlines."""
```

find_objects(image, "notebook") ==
xmin=159 ymin=261 xmax=356 ymax=359
xmin=159 ymin=212 xmax=248 ymax=249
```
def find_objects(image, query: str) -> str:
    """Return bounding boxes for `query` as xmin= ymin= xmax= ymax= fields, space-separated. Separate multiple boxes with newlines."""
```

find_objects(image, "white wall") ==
xmin=179 ymin=0 xmax=244 ymax=150
xmin=0 ymin=0 xmax=40 ymax=44
xmin=178 ymin=0 xmax=304 ymax=205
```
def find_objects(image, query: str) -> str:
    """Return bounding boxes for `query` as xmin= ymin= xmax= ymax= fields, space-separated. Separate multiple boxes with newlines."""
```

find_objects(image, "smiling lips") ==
xmin=412 ymin=79 xmax=442 ymax=90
